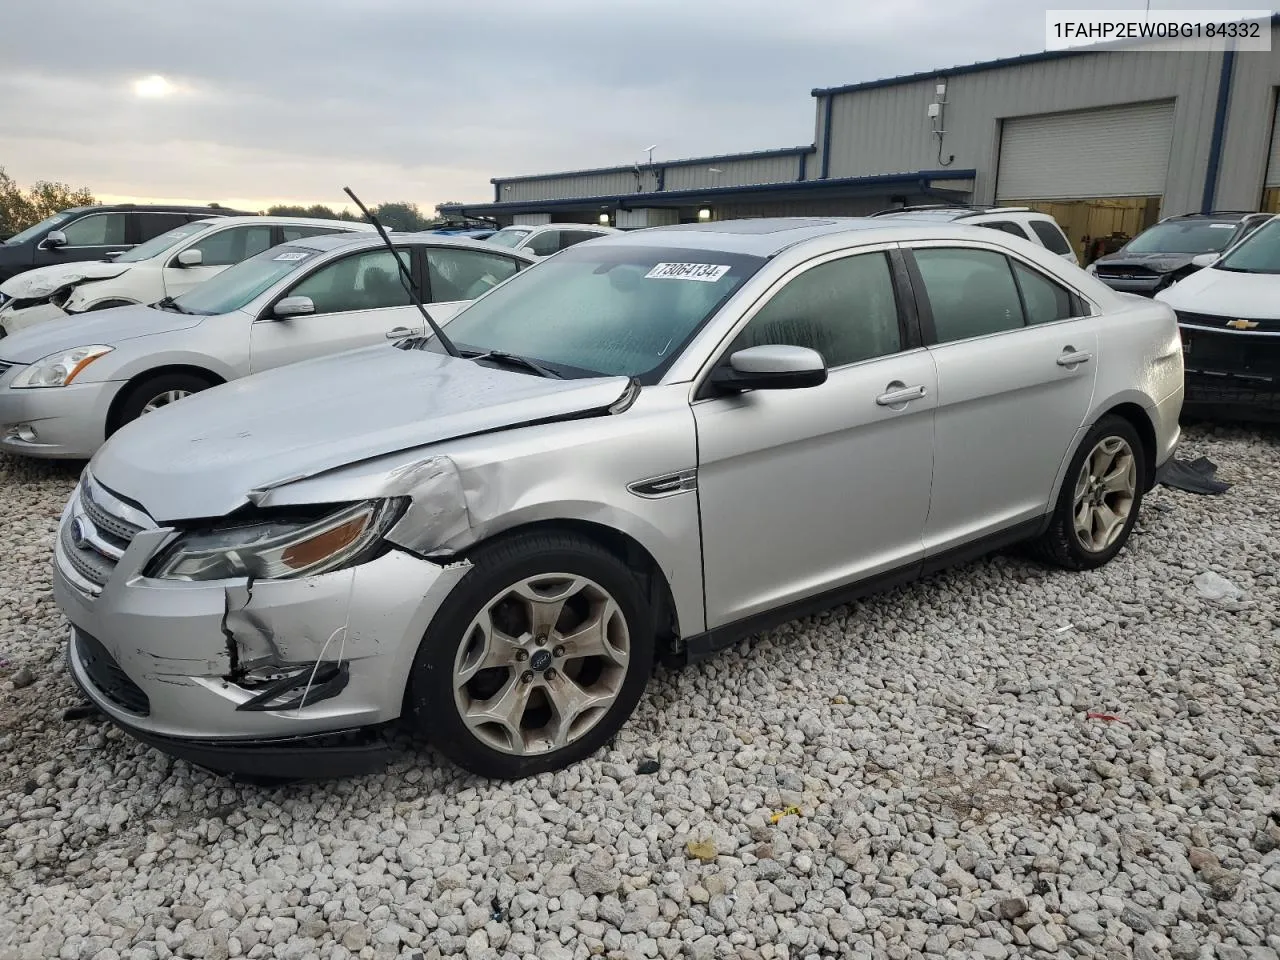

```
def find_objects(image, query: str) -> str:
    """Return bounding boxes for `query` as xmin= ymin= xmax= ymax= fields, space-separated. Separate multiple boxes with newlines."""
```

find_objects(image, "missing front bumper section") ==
xmin=235 ymin=661 xmax=351 ymax=712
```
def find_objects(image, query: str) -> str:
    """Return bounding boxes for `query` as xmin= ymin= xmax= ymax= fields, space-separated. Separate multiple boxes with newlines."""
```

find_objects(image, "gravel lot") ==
xmin=0 ymin=423 xmax=1278 ymax=960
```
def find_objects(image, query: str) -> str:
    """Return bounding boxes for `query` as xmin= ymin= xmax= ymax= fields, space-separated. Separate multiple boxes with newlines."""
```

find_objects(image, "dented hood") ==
xmin=90 ymin=344 xmax=633 ymax=522
xmin=0 ymin=261 xmax=129 ymax=299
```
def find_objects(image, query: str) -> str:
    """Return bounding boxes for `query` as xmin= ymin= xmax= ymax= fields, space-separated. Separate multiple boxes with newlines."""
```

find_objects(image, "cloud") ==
xmin=0 ymin=0 xmax=1238 ymax=210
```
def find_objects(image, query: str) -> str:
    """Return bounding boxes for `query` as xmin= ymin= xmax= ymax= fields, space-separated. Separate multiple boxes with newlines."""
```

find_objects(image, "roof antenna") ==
xmin=343 ymin=186 xmax=460 ymax=358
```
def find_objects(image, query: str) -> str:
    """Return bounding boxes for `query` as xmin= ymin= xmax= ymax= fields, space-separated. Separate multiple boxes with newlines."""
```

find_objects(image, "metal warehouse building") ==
xmin=442 ymin=21 xmax=1280 ymax=261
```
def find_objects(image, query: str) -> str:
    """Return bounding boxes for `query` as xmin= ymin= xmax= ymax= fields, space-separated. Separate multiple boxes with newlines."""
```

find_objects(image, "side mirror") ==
xmin=1190 ymin=253 xmax=1218 ymax=269
xmin=272 ymin=295 xmax=315 ymax=318
xmin=176 ymin=248 xmax=203 ymax=267
xmin=43 ymin=230 xmax=67 ymax=249
xmin=710 ymin=344 xmax=828 ymax=392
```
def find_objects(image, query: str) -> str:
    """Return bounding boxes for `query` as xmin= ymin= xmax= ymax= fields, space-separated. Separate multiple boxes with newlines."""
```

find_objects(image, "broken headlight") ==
xmin=151 ymin=499 xmax=405 ymax=581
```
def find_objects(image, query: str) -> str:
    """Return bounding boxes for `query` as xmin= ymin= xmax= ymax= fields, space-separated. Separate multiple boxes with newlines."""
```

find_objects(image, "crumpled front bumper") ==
xmin=0 ymin=301 xmax=67 ymax=334
xmin=52 ymin=488 xmax=472 ymax=777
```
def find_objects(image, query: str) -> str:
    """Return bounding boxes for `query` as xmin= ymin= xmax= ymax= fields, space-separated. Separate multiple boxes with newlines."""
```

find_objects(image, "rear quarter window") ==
xmin=1029 ymin=220 xmax=1073 ymax=256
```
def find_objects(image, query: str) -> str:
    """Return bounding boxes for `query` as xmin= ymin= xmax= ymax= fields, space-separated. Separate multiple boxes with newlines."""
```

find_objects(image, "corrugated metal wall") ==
xmin=821 ymin=49 xmax=1226 ymax=216
xmin=664 ymin=154 xmax=803 ymax=191
xmin=497 ymin=169 xmax=650 ymax=203
xmin=1217 ymin=25 xmax=1280 ymax=209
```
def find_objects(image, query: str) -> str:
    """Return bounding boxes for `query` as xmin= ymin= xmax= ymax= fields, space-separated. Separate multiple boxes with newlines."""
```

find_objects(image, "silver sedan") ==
xmin=0 ymin=232 xmax=535 ymax=458
xmin=53 ymin=217 xmax=1183 ymax=781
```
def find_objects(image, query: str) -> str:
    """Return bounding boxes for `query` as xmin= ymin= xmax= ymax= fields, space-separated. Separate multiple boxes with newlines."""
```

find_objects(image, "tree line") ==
xmin=0 ymin=166 xmax=466 ymax=239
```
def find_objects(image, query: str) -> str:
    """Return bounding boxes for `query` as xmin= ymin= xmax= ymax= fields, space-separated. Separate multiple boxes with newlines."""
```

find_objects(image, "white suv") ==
xmin=0 ymin=216 xmax=373 ymax=336
xmin=869 ymin=205 xmax=1078 ymax=265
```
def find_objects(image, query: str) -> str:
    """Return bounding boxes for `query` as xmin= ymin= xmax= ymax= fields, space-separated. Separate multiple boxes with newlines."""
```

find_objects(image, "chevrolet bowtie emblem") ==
xmin=1225 ymin=318 xmax=1259 ymax=330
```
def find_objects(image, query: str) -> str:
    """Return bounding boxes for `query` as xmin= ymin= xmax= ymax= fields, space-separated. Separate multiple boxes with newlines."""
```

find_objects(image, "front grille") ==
xmin=1095 ymin=265 xmax=1160 ymax=279
xmin=75 ymin=630 xmax=150 ymax=715
xmin=57 ymin=474 xmax=149 ymax=594
xmin=1176 ymin=310 xmax=1280 ymax=335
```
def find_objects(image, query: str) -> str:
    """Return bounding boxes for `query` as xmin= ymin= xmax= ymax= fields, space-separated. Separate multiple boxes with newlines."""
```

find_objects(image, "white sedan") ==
xmin=0 ymin=216 xmax=371 ymax=336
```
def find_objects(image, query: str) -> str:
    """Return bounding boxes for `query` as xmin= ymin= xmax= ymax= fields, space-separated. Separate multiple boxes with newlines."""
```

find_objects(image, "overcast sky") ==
xmin=0 ymin=0 xmax=1245 ymax=213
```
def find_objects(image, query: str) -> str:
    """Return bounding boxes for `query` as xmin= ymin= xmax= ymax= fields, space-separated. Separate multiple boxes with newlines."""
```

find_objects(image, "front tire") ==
xmin=1033 ymin=414 xmax=1146 ymax=570
xmin=111 ymin=372 xmax=213 ymax=434
xmin=408 ymin=530 xmax=654 ymax=780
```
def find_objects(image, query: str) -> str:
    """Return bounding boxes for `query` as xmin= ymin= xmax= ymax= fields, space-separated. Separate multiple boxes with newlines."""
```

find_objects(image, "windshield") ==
xmin=1121 ymin=219 xmax=1241 ymax=255
xmin=432 ymin=244 xmax=765 ymax=383
xmin=3 ymin=211 xmax=74 ymax=246
xmin=1213 ymin=217 xmax=1280 ymax=274
xmin=116 ymin=222 xmax=208 ymax=263
xmin=172 ymin=245 xmax=320 ymax=315
xmin=486 ymin=228 xmax=531 ymax=248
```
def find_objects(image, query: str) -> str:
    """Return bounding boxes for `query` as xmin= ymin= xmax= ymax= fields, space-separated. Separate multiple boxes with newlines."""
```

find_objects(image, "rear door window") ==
xmin=281 ymin=224 xmax=347 ymax=242
xmin=979 ymin=221 xmax=1028 ymax=239
xmin=137 ymin=212 xmax=191 ymax=241
xmin=913 ymin=247 xmax=1026 ymax=343
xmin=426 ymin=248 xmax=522 ymax=302
xmin=186 ymin=225 xmax=274 ymax=267
xmin=557 ymin=230 xmax=604 ymax=251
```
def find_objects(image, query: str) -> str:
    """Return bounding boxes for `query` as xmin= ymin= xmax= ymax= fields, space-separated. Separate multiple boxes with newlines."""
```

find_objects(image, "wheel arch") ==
xmin=1096 ymin=400 xmax=1158 ymax=492
xmin=105 ymin=364 xmax=227 ymax=433
xmin=459 ymin=517 xmax=684 ymax=661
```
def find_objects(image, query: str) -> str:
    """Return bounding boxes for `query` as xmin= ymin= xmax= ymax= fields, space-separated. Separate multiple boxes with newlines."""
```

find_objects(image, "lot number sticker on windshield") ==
xmin=645 ymin=262 xmax=731 ymax=282
xmin=1208 ymin=223 xmax=1236 ymax=229
xmin=273 ymin=251 xmax=310 ymax=261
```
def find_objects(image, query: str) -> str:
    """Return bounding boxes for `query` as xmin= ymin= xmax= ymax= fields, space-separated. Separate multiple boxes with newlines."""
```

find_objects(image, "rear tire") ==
xmin=111 ymin=372 xmax=213 ymax=434
xmin=1032 ymin=414 xmax=1146 ymax=570
xmin=407 ymin=530 xmax=654 ymax=780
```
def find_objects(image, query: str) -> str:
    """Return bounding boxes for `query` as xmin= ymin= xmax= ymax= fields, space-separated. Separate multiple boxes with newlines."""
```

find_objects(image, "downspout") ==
xmin=1201 ymin=45 xmax=1236 ymax=213
xmin=820 ymin=94 xmax=834 ymax=180
xmin=797 ymin=152 xmax=807 ymax=182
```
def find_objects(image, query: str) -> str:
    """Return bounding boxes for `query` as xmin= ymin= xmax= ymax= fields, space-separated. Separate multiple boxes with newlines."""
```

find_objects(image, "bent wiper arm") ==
xmin=343 ymin=186 xmax=461 ymax=359
xmin=466 ymin=350 xmax=563 ymax=379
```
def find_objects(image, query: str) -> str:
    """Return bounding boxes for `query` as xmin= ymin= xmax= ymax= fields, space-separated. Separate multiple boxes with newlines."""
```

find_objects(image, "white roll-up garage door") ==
xmin=996 ymin=101 xmax=1175 ymax=201
xmin=1264 ymin=93 xmax=1280 ymax=188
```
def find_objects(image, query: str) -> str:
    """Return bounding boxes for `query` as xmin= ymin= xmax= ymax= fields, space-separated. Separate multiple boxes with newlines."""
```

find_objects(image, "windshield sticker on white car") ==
xmin=645 ymin=262 xmax=731 ymax=282
xmin=273 ymin=251 xmax=311 ymax=261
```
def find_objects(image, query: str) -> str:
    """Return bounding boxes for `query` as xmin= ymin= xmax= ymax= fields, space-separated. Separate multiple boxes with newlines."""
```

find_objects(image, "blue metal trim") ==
xmin=439 ymin=169 xmax=978 ymax=216
xmin=1202 ymin=47 xmax=1237 ymax=214
xmin=820 ymin=94 xmax=834 ymax=180
xmin=489 ymin=145 xmax=817 ymax=185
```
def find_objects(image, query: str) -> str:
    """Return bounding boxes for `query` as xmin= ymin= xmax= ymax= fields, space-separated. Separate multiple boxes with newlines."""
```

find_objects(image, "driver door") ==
xmin=693 ymin=246 xmax=937 ymax=629
xmin=249 ymin=247 xmax=423 ymax=373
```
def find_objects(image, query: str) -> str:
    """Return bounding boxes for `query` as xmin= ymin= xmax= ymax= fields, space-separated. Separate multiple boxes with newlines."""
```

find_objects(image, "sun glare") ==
xmin=133 ymin=75 xmax=173 ymax=99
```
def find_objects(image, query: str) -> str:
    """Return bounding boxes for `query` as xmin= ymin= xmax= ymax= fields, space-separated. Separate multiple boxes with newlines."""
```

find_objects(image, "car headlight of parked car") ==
xmin=10 ymin=345 xmax=114 ymax=388
xmin=150 ymin=499 xmax=406 ymax=581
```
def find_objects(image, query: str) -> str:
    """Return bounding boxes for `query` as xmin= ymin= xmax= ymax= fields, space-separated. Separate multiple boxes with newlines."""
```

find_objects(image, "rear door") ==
xmin=249 ymin=246 xmax=423 ymax=373
xmin=162 ymin=223 xmax=274 ymax=298
xmin=906 ymin=242 xmax=1098 ymax=554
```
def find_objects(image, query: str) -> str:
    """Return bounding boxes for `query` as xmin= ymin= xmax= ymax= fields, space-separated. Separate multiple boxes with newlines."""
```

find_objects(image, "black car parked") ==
xmin=0 ymin=203 xmax=254 ymax=286
xmin=1089 ymin=211 xmax=1272 ymax=296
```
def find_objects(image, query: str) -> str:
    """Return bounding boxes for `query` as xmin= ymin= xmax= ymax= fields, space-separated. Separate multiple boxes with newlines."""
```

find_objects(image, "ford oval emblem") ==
xmin=70 ymin=517 xmax=88 ymax=549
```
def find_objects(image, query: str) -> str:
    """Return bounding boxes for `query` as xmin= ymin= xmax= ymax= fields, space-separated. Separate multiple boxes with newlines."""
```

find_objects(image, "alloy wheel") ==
xmin=452 ymin=573 xmax=631 ymax=755
xmin=140 ymin=389 xmax=192 ymax=415
xmin=1072 ymin=436 xmax=1137 ymax=553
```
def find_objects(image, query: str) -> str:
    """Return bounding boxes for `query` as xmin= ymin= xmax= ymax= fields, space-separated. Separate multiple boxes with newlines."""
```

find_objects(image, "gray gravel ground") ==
xmin=0 ymin=423 xmax=1278 ymax=960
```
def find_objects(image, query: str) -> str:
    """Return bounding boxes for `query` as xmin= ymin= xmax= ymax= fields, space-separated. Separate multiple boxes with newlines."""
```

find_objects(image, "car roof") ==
xmin=1161 ymin=211 xmax=1260 ymax=222
xmin=186 ymin=215 xmax=374 ymax=230
xmin=497 ymin=223 xmax=613 ymax=232
xmin=285 ymin=230 xmax=539 ymax=259
xmin=63 ymin=203 xmax=255 ymax=215
xmin=590 ymin=217 xmax=1028 ymax=257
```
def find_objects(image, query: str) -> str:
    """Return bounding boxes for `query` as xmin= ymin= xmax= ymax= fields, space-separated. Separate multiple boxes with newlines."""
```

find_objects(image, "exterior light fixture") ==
xmin=698 ymin=208 xmax=712 ymax=221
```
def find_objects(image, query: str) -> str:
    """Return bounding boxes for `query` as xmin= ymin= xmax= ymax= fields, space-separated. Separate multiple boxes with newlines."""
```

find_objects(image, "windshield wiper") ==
xmin=464 ymin=349 xmax=563 ymax=379
xmin=155 ymin=296 xmax=188 ymax=314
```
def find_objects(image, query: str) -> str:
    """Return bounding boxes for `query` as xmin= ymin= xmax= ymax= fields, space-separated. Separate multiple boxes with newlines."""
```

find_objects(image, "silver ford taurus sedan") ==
xmin=0 ymin=232 xmax=534 ymax=458
xmin=53 ymin=217 xmax=1184 ymax=781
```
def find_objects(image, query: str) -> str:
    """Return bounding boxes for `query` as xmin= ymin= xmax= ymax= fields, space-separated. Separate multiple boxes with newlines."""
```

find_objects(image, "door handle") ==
xmin=876 ymin=383 xmax=928 ymax=406
xmin=386 ymin=327 xmax=413 ymax=339
xmin=1056 ymin=349 xmax=1093 ymax=367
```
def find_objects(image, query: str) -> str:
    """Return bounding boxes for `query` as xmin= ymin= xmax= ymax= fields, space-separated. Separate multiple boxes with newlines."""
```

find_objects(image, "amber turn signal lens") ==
xmin=281 ymin=515 xmax=369 ymax=570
